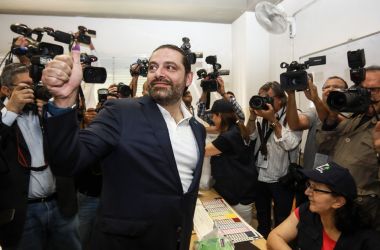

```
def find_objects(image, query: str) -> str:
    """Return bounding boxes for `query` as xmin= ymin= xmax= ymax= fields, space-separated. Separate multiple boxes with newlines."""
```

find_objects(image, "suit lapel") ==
xmin=138 ymin=96 xmax=183 ymax=191
xmin=187 ymin=117 xmax=205 ymax=192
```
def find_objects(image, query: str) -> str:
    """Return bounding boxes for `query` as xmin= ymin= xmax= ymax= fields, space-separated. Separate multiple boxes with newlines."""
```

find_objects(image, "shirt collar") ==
xmin=156 ymin=101 xmax=192 ymax=122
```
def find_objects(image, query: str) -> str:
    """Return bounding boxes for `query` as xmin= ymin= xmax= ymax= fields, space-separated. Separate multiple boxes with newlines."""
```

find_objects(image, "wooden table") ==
xmin=190 ymin=189 xmax=267 ymax=250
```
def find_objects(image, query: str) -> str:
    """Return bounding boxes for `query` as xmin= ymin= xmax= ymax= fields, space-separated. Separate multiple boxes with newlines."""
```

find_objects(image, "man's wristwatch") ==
xmin=269 ymin=120 xmax=280 ymax=129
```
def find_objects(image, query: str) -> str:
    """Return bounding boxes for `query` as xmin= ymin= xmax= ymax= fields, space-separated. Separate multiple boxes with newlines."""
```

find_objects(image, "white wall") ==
xmin=269 ymin=0 xmax=380 ymax=110
xmin=0 ymin=14 xmax=231 ymax=107
xmin=232 ymin=12 xmax=270 ymax=112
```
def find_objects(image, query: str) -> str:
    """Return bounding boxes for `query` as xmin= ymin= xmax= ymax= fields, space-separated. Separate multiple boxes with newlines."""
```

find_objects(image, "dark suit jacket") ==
xmin=45 ymin=96 xmax=206 ymax=250
xmin=0 ymin=104 xmax=77 ymax=247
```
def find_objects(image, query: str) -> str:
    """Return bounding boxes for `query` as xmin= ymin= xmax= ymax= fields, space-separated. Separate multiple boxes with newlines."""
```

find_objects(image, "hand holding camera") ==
xmin=303 ymin=77 xmax=319 ymax=102
xmin=216 ymin=77 xmax=226 ymax=96
xmin=6 ymin=83 xmax=35 ymax=114
xmin=254 ymin=103 xmax=277 ymax=123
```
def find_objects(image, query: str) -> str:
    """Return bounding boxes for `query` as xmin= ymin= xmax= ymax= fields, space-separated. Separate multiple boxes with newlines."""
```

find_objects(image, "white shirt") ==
xmin=157 ymin=101 xmax=199 ymax=193
xmin=1 ymin=99 xmax=55 ymax=198
xmin=251 ymin=108 xmax=302 ymax=183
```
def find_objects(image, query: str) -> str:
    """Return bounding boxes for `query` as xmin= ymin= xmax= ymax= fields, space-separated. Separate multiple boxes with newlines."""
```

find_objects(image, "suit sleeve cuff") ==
xmin=1 ymin=107 xmax=18 ymax=126
xmin=47 ymin=101 xmax=77 ymax=116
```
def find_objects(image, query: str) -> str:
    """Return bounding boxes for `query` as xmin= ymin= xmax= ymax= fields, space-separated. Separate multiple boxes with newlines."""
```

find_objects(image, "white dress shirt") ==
xmin=250 ymin=108 xmax=302 ymax=183
xmin=157 ymin=101 xmax=199 ymax=193
xmin=1 ymin=99 xmax=55 ymax=198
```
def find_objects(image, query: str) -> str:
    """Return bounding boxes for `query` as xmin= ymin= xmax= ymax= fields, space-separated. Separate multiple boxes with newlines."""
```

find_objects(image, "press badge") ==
xmin=257 ymin=153 xmax=268 ymax=169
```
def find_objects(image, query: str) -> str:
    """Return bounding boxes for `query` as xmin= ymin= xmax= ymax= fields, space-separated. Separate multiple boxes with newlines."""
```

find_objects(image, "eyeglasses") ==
xmin=305 ymin=181 xmax=334 ymax=195
xmin=364 ymin=87 xmax=380 ymax=94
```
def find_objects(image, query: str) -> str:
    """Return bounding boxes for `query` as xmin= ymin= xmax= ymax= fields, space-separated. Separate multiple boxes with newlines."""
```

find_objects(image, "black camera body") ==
xmin=280 ymin=56 xmax=326 ymax=91
xmin=197 ymin=55 xmax=230 ymax=92
xmin=97 ymin=88 xmax=108 ymax=104
xmin=80 ymin=53 xmax=107 ymax=83
xmin=327 ymin=49 xmax=370 ymax=113
xmin=249 ymin=95 xmax=274 ymax=110
xmin=116 ymin=82 xmax=132 ymax=98
xmin=77 ymin=26 xmax=96 ymax=45
xmin=130 ymin=58 xmax=148 ymax=77
xmin=180 ymin=37 xmax=203 ymax=64
xmin=327 ymin=87 xmax=371 ymax=113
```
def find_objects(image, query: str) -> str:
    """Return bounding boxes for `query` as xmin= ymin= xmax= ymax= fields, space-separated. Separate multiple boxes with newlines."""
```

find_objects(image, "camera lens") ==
xmin=249 ymin=96 xmax=265 ymax=110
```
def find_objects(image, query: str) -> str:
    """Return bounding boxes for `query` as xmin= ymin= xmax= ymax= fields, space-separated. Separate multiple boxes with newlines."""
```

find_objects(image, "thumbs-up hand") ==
xmin=42 ymin=49 xmax=83 ymax=108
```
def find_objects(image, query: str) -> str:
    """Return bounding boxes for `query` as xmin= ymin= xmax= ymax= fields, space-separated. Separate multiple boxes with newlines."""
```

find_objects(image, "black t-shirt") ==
xmin=210 ymin=125 xmax=257 ymax=205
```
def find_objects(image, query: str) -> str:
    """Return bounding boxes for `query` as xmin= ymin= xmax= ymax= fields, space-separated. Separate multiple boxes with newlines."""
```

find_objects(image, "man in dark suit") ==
xmin=42 ymin=44 xmax=206 ymax=250
xmin=0 ymin=63 xmax=80 ymax=249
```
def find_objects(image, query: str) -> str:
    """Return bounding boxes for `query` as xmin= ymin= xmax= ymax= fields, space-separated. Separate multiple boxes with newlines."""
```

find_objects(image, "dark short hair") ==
xmin=226 ymin=91 xmax=235 ymax=97
xmin=365 ymin=65 xmax=380 ymax=72
xmin=259 ymin=81 xmax=287 ymax=107
xmin=152 ymin=44 xmax=191 ymax=75
xmin=0 ymin=63 xmax=29 ymax=88
xmin=326 ymin=76 xmax=348 ymax=89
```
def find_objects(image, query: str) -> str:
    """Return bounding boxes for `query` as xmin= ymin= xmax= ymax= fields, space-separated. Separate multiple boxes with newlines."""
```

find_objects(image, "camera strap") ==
xmin=255 ymin=108 xmax=286 ymax=161
xmin=255 ymin=121 xmax=273 ymax=161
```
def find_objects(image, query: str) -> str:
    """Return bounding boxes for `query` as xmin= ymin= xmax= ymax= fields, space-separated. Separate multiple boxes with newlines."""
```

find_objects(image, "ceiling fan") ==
xmin=255 ymin=1 xmax=296 ymax=38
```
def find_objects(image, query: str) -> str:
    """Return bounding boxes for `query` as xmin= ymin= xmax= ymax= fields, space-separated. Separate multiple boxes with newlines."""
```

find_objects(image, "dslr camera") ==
xmin=249 ymin=96 xmax=274 ymax=110
xmin=197 ymin=55 xmax=230 ymax=92
xmin=327 ymin=49 xmax=370 ymax=113
xmin=130 ymin=58 xmax=149 ymax=77
xmin=116 ymin=82 xmax=132 ymax=98
xmin=80 ymin=53 xmax=107 ymax=83
xmin=180 ymin=37 xmax=203 ymax=64
xmin=280 ymin=56 xmax=326 ymax=91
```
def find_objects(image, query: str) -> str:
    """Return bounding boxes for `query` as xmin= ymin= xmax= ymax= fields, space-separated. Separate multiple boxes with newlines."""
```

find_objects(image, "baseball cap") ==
xmin=206 ymin=99 xmax=233 ymax=114
xmin=301 ymin=162 xmax=357 ymax=201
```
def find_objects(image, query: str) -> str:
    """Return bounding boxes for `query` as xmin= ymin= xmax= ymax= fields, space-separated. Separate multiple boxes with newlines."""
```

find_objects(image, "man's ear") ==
xmin=185 ymin=72 xmax=193 ymax=87
xmin=1 ymin=86 xmax=11 ymax=98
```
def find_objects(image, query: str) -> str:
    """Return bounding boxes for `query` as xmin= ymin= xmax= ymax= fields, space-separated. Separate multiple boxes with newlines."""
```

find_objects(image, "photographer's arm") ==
xmin=304 ymin=79 xmax=332 ymax=123
xmin=197 ymin=90 xmax=214 ymax=125
xmin=216 ymin=77 xmax=245 ymax=122
xmin=286 ymin=90 xmax=310 ymax=130
xmin=129 ymin=64 xmax=140 ymax=97
xmin=246 ymin=108 xmax=257 ymax=135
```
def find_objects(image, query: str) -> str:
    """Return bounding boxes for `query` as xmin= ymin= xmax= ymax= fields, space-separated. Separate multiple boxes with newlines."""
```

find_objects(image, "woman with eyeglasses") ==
xmin=267 ymin=162 xmax=379 ymax=250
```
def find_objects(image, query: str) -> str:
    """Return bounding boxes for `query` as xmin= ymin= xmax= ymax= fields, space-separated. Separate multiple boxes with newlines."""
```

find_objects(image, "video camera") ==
xmin=80 ymin=53 xmax=107 ymax=83
xmin=249 ymin=96 xmax=274 ymax=110
xmin=280 ymin=56 xmax=326 ymax=91
xmin=327 ymin=49 xmax=370 ymax=113
xmin=197 ymin=55 xmax=230 ymax=92
xmin=130 ymin=58 xmax=148 ymax=77
xmin=180 ymin=37 xmax=203 ymax=64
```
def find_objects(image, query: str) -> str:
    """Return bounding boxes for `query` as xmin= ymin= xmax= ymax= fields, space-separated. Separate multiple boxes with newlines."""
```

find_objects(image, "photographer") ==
xmin=182 ymin=90 xmax=194 ymax=116
xmin=0 ymin=63 xmax=80 ymax=249
xmin=316 ymin=66 xmax=380 ymax=233
xmin=286 ymin=76 xmax=348 ymax=170
xmin=12 ymin=36 xmax=31 ymax=66
xmin=246 ymin=81 xmax=302 ymax=238
xmin=374 ymin=121 xmax=380 ymax=153
xmin=197 ymin=76 xmax=245 ymax=132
